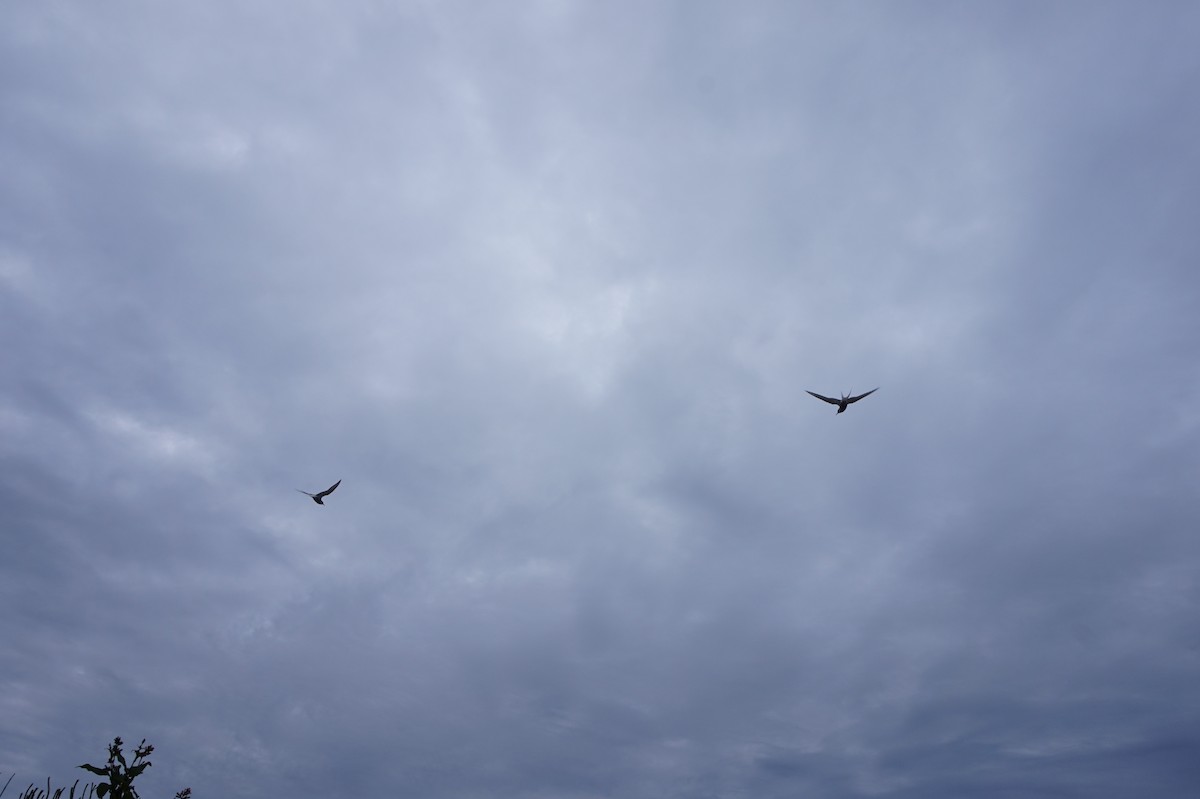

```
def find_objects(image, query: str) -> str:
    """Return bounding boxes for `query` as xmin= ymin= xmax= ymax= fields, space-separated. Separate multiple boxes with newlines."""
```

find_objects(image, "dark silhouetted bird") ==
xmin=298 ymin=479 xmax=341 ymax=505
xmin=806 ymin=388 xmax=878 ymax=414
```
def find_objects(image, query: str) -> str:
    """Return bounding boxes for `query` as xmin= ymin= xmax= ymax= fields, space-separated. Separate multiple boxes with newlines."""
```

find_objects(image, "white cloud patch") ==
xmin=85 ymin=407 xmax=217 ymax=475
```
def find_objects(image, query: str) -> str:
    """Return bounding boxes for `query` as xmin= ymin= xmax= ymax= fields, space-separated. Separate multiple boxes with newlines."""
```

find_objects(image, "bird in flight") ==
xmin=298 ymin=479 xmax=341 ymax=505
xmin=806 ymin=388 xmax=878 ymax=414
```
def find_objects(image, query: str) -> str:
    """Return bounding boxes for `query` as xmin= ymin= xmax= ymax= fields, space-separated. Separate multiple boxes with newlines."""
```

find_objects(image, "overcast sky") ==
xmin=3 ymin=2 xmax=1199 ymax=797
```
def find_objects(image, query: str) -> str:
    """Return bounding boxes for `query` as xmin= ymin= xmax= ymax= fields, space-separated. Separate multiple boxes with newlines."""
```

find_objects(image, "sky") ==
xmin=2 ymin=2 xmax=1199 ymax=797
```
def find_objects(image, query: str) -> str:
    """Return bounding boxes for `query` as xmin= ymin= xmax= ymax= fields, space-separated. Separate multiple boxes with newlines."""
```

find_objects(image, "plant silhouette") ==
xmin=2 ymin=738 xmax=189 ymax=799
xmin=77 ymin=737 xmax=154 ymax=799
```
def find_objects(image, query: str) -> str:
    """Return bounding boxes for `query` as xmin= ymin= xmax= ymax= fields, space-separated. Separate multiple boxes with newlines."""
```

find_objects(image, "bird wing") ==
xmin=315 ymin=479 xmax=341 ymax=499
xmin=806 ymin=390 xmax=840 ymax=405
xmin=845 ymin=387 xmax=879 ymax=404
xmin=297 ymin=489 xmax=314 ymax=497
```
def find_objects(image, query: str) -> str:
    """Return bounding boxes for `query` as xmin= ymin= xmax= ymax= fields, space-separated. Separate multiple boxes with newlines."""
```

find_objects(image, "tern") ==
xmin=298 ymin=479 xmax=341 ymax=505
xmin=806 ymin=388 xmax=878 ymax=414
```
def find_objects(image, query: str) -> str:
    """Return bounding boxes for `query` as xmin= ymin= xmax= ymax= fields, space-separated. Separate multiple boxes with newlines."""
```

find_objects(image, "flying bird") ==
xmin=298 ymin=479 xmax=341 ymax=505
xmin=806 ymin=388 xmax=878 ymax=414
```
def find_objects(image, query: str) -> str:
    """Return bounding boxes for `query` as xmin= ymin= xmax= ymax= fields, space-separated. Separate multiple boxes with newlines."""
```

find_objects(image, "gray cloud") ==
xmin=3 ymin=2 xmax=1199 ymax=797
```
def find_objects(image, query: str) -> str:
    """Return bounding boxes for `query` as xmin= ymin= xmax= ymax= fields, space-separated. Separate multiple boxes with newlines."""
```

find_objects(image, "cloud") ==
xmin=3 ymin=2 xmax=1199 ymax=797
